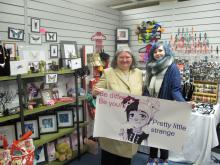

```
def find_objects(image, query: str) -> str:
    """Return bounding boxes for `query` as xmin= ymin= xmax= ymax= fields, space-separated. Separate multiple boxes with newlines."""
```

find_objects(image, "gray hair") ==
xmin=111 ymin=48 xmax=137 ymax=69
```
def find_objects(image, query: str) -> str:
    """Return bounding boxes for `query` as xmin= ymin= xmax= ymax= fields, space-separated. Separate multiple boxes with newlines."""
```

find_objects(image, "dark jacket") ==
xmin=144 ymin=63 xmax=185 ymax=102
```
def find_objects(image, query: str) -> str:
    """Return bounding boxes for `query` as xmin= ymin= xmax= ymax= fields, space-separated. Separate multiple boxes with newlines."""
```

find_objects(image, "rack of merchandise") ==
xmin=192 ymin=80 xmax=218 ymax=104
xmin=0 ymin=69 xmax=88 ymax=164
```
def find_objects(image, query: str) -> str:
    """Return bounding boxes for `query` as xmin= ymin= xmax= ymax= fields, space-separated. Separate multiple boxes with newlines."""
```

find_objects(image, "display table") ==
xmin=169 ymin=104 xmax=220 ymax=165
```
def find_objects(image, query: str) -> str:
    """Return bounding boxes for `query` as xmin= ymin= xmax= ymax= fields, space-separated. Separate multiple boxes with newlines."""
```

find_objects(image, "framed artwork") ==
xmin=116 ymin=28 xmax=129 ymax=41
xmin=10 ymin=60 xmax=29 ymax=76
xmin=0 ymin=125 xmax=16 ymax=147
xmin=38 ymin=114 xmax=58 ymax=134
xmin=60 ymin=41 xmax=78 ymax=59
xmin=31 ymin=17 xmax=40 ymax=33
xmin=34 ymin=145 xmax=46 ymax=164
xmin=50 ymin=44 xmax=58 ymax=58
xmin=73 ymin=106 xmax=84 ymax=123
xmin=46 ymin=141 xmax=56 ymax=162
xmin=29 ymin=61 xmax=40 ymax=73
xmin=16 ymin=119 xmax=40 ymax=140
xmin=45 ymin=32 xmax=57 ymax=42
xmin=3 ymin=42 xmax=16 ymax=60
xmin=8 ymin=27 xmax=24 ymax=40
xmin=45 ymin=74 xmax=58 ymax=84
xmin=69 ymin=58 xmax=82 ymax=70
xmin=29 ymin=34 xmax=42 ymax=45
xmin=116 ymin=43 xmax=129 ymax=51
xmin=56 ymin=110 xmax=74 ymax=128
xmin=40 ymin=89 xmax=53 ymax=105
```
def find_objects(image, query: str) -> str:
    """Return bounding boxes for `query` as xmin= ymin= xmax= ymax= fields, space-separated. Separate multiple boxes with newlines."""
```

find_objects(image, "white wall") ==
xmin=0 ymin=0 xmax=121 ymax=57
xmin=120 ymin=0 xmax=220 ymax=67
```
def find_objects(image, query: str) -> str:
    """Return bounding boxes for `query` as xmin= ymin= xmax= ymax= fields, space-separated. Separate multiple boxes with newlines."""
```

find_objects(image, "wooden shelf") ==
xmin=34 ymin=121 xmax=89 ymax=148
xmin=193 ymin=92 xmax=217 ymax=97
xmin=0 ymin=69 xmax=74 ymax=82
xmin=0 ymin=96 xmax=85 ymax=123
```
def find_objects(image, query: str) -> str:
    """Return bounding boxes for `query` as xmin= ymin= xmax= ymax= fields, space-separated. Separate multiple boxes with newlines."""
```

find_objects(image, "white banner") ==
xmin=93 ymin=90 xmax=191 ymax=151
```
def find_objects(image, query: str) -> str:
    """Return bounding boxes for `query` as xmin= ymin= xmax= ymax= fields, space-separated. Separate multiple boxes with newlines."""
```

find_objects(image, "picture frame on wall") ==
xmin=45 ymin=74 xmax=58 ymax=84
xmin=29 ymin=34 xmax=42 ymax=45
xmin=16 ymin=119 xmax=40 ymax=140
xmin=31 ymin=17 xmax=40 ymax=33
xmin=69 ymin=58 xmax=82 ymax=70
xmin=40 ymin=89 xmax=53 ymax=105
xmin=38 ymin=114 xmax=58 ymax=134
xmin=0 ymin=125 xmax=16 ymax=147
xmin=8 ymin=27 xmax=24 ymax=40
xmin=46 ymin=141 xmax=56 ymax=162
xmin=45 ymin=32 xmax=57 ymax=42
xmin=60 ymin=41 xmax=78 ymax=59
xmin=116 ymin=28 xmax=129 ymax=42
xmin=10 ymin=60 xmax=29 ymax=76
xmin=116 ymin=43 xmax=129 ymax=51
xmin=3 ymin=42 xmax=17 ymax=60
xmin=50 ymin=44 xmax=58 ymax=58
xmin=56 ymin=110 xmax=74 ymax=128
xmin=34 ymin=145 xmax=46 ymax=164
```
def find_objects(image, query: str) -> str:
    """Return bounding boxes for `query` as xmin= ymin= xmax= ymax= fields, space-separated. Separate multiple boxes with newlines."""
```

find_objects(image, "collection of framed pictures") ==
xmin=60 ymin=40 xmax=82 ymax=70
xmin=0 ymin=105 xmax=84 ymax=148
xmin=116 ymin=28 xmax=130 ymax=52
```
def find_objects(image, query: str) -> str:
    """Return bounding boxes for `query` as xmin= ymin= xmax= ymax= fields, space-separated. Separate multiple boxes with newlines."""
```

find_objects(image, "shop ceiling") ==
xmin=83 ymin=0 xmax=182 ymax=11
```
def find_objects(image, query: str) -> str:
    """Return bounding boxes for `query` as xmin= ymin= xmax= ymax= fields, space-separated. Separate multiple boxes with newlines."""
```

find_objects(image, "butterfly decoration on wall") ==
xmin=46 ymin=32 xmax=57 ymax=42
xmin=8 ymin=27 xmax=24 ymax=40
xmin=46 ymin=74 xmax=57 ymax=84
xmin=29 ymin=34 xmax=42 ymax=45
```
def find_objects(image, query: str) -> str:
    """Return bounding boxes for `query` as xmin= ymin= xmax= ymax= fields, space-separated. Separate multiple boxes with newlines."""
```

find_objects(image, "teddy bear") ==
xmin=55 ymin=143 xmax=72 ymax=161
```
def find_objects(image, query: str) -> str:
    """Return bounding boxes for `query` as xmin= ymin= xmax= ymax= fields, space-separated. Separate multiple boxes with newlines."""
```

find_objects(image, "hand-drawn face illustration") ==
xmin=128 ymin=110 xmax=149 ymax=129
xmin=119 ymin=96 xmax=160 ymax=144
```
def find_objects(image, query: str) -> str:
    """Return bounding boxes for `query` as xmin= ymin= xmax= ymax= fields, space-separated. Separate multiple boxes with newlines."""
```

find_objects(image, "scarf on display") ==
xmin=145 ymin=55 xmax=174 ymax=97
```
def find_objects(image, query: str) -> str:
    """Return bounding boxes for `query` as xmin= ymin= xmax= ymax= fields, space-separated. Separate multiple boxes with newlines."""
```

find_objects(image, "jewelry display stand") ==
xmin=192 ymin=80 xmax=218 ymax=104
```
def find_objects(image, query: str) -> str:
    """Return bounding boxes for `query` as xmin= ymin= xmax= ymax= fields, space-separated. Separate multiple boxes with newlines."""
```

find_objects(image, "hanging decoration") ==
xmin=135 ymin=20 xmax=165 ymax=44
xmin=91 ymin=32 xmax=106 ymax=53
xmin=170 ymin=27 xmax=219 ymax=55
xmin=135 ymin=20 xmax=165 ymax=63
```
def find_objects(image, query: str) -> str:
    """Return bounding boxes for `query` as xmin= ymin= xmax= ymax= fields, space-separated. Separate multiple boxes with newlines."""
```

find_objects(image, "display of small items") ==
xmin=190 ymin=60 xmax=220 ymax=81
xmin=192 ymin=80 xmax=218 ymax=104
xmin=192 ymin=102 xmax=214 ymax=115
xmin=175 ymin=59 xmax=191 ymax=84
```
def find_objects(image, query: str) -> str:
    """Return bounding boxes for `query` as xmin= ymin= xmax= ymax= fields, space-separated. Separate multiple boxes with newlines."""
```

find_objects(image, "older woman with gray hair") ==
xmin=93 ymin=47 xmax=143 ymax=165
